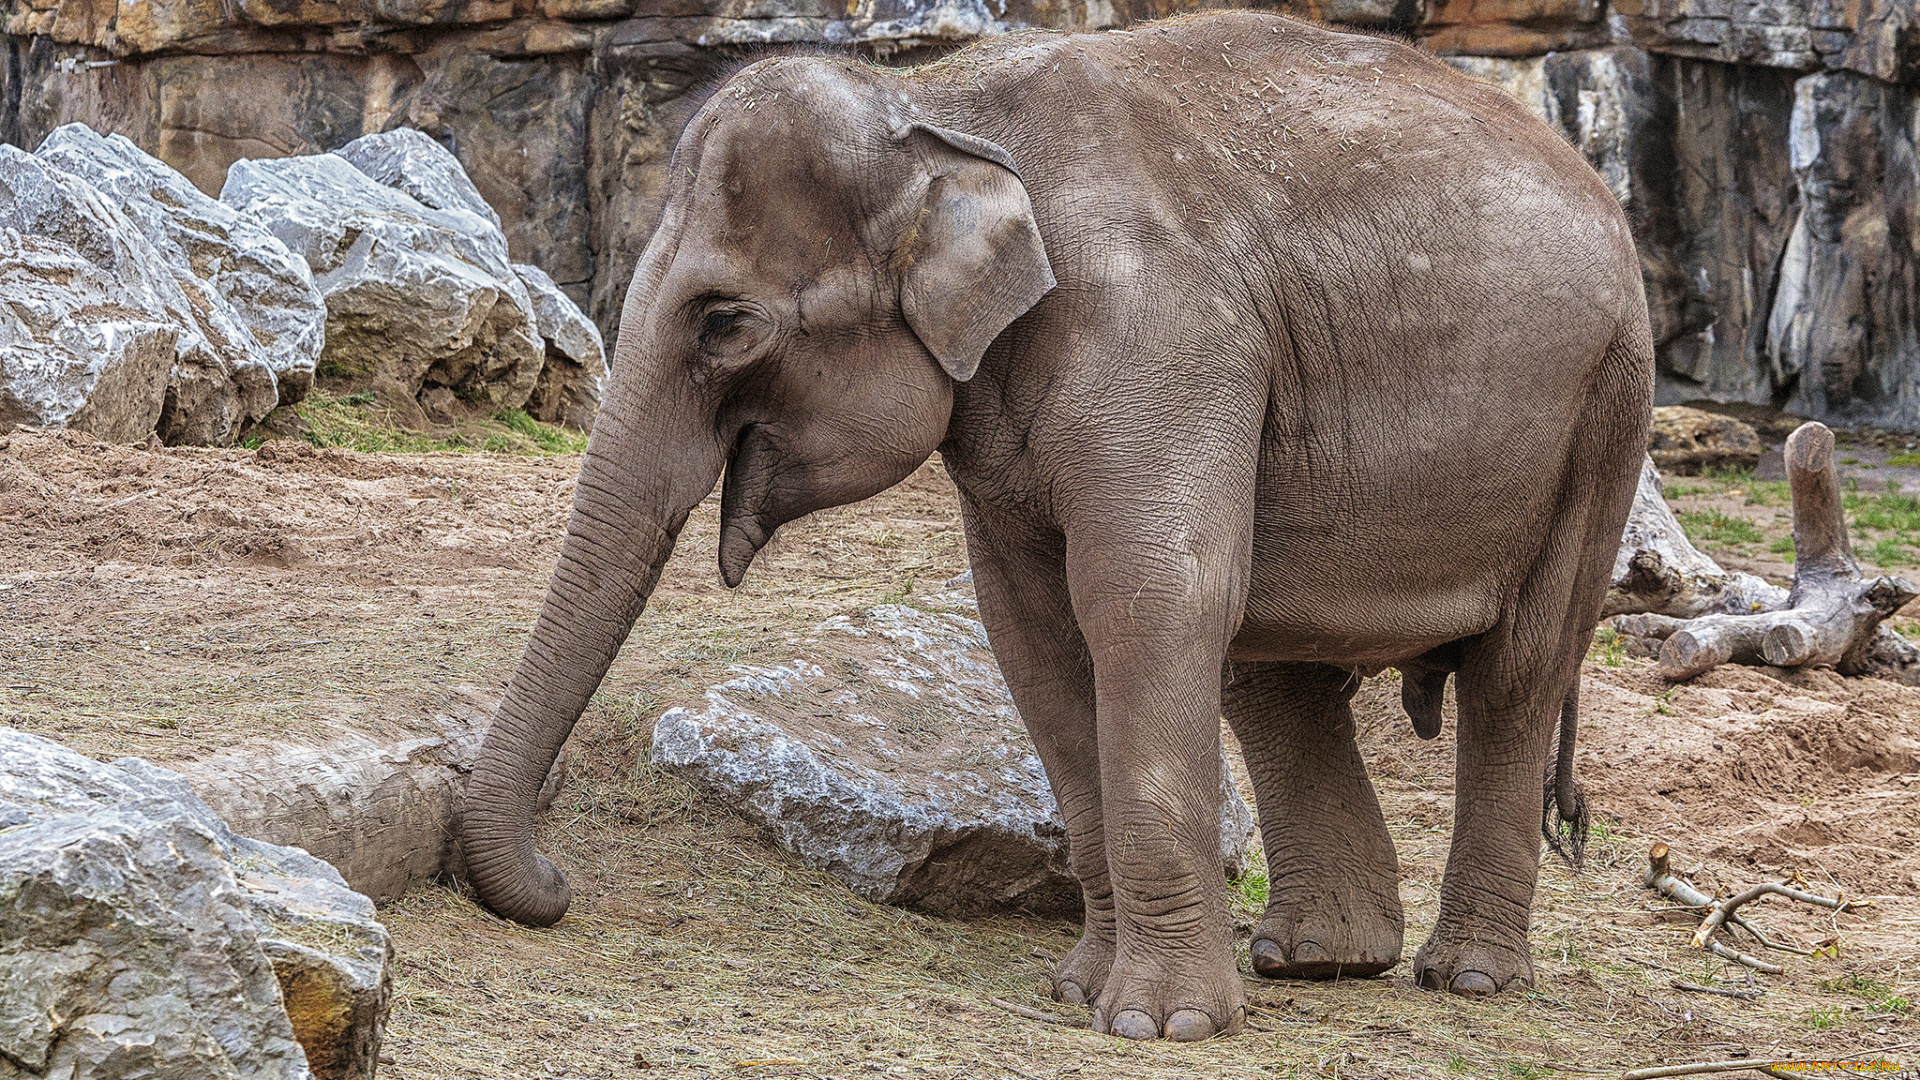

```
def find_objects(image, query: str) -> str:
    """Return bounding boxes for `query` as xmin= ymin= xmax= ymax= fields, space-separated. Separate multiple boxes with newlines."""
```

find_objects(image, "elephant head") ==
xmin=462 ymin=59 xmax=1057 ymax=926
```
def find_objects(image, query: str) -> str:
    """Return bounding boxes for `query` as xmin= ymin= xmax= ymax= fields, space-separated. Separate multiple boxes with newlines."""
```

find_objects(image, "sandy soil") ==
xmin=2 ymin=428 xmax=1916 ymax=1079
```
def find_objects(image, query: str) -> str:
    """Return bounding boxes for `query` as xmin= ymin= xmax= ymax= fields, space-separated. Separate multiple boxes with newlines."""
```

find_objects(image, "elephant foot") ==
xmin=1092 ymin=947 xmax=1246 ymax=1042
xmin=1250 ymin=877 xmax=1403 ymax=980
xmin=1411 ymin=926 xmax=1535 ymax=998
xmin=1052 ymin=929 xmax=1115 ymax=1006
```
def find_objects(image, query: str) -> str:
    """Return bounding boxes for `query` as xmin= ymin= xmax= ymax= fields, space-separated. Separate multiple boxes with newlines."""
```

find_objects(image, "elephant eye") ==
xmin=700 ymin=308 xmax=747 ymax=348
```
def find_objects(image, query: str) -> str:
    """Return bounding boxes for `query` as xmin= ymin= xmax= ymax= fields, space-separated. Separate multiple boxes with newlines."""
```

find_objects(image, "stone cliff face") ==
xmin=3 ymin=0 xmax=1916 ymax=425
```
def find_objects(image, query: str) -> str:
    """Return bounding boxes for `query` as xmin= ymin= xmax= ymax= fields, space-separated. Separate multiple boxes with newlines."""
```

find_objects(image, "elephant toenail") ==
xmin=1250 ymin=938 xmax=1286 ymax=977
xmin=1164 ymin=1009 xmax=1215 ymax=1042
xmin=1109 ymin=1009 xmax=1158 ymax=1040
xmin=1293 ymin=941 xmax=1331 ymax=965
xmin=1055 ymin=981 xmax=1086 ymax=1005
xmin=1416 ymin=967 xmax=1447 ymax=992
xmin=1448 ymin=970 xmax=1497 ymax=998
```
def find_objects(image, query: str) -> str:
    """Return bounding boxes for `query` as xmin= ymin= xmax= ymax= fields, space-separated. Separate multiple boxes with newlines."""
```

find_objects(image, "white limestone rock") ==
xmin=221 ymin=151 xmax=544 ymax=419
xmin=0 ymin=727 xmax=392 ymax=1080
xmin=0 ymin=143 xmax=265 ymax=446
xmin=651 ymin=602 xmax=1255 ymax=915
xmin=0 ymin=228 xmax=179 ymax=442
xmin=334 ymin=127 xmax=502 ymax=230
xmin=35 ymin=123 xmax=327 ymax=411
xmin=513 ymin=262 xmax=605 ymax=430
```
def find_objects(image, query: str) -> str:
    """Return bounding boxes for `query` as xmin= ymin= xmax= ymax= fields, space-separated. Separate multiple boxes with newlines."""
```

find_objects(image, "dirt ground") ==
xmin=2 ymin=428 xmax=1916 ymax=1079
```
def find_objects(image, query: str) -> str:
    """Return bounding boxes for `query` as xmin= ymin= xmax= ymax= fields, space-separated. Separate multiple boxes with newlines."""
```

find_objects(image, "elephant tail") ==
xmin=1541 ymin=680 xmax=1590 ymax=868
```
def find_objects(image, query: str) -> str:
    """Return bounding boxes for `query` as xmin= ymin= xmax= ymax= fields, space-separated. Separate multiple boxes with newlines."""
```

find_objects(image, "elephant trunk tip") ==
xmin=464 ymin=830 xmax=574 ymax=927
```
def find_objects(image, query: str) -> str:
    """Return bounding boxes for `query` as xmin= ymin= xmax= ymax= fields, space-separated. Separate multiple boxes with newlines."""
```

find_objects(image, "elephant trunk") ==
xmin=462 ymin=374 xmax=721 ymax=926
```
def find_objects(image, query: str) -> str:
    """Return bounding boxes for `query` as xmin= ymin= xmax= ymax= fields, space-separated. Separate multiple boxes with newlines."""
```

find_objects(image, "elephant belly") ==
xmin=1227 ymin=471 xmax=1537 ymax=668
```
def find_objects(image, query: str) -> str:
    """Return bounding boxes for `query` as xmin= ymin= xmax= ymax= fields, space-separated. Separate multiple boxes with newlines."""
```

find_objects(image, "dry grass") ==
xmin=2 ymin=432 xmax=1914 ymax=1079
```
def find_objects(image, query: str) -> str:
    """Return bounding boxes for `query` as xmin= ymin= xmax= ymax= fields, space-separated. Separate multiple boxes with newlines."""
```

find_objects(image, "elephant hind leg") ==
xmin=1413 ymin=328 xmax=1650 ymax=998
xmin=1224 ymin=660 xmax=1404 ymax=981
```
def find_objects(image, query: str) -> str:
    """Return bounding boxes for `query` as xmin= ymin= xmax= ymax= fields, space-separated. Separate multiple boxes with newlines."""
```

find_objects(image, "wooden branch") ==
xmin=987 ymin=997 xmax=1087 ymax=1029
xmin=1611 ymin=425 xmax=1919 ymax=682
xmin=1622 ymin=1061 xmax=1794 ymax=1080
xmin=1606 ymin=456 xmax=1785 ymax=620
xmin=1641 ymin=843 xmax=1864 ymax=975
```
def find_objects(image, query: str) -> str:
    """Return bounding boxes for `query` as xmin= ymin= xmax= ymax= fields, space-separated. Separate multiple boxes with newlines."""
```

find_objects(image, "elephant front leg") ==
xmin=962 ymin=517 xmax=1114 ymax=1006
xmin=1073 ymin=560 xmax=1247 ymax=1042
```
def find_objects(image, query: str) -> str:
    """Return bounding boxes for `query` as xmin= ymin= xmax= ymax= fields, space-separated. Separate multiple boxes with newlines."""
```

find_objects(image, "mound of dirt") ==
xmin=1577 ymin=662 xmax=1920 ymax=895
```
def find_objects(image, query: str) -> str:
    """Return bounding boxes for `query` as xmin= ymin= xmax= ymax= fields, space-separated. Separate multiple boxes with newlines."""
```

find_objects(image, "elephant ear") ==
xmin=898 ymin=123 xmax=1056 ymax=382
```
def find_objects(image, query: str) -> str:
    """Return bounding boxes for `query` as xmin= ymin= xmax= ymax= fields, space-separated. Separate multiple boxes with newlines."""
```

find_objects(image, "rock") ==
xmin=334 ymin=126 xmax=500 ymax=229
xmin=399 ymin=48 xmax=596 ymax=292
xmin=0 ymin=726 xmax=392 ymax=1080
xmin=1843 ymin=0 xmax=1919 ymax=86
xmin=1419 ymin=0 xmax=1609 ymax=57
xmin=34 ymin=123 xmax=325 ymax=409
xmin=515 ymin=262 xmax=606 ymax=430
xmin=651 ymin=603 xmax=1256 ymax=916
xmin=1446 ymin=47 xmax=1659 ymax=218
xmin=1648 ymin=405 xmax=1764 ymax=475
xmin=222 ymin=149 xmax=545 ymax=419
xmin=0 ymin=229 xmax=180 ymax=442
xmin=1769 ymin=72 xmax=1920 ymax=431
xmin=1613 ymin=0 xmax=1920 ymax=81
xmin=1642 ymin=56 xmax=1802 ymax=410
xmin=0 ymin=143 xmax=276 ymax=445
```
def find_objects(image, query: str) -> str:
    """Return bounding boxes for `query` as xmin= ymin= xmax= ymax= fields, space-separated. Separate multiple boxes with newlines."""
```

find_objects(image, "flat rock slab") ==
xmin=652 ymin=603 xmax=1255 ymax=916
xmin=0 ymin=727 xmax=391 ymax=1080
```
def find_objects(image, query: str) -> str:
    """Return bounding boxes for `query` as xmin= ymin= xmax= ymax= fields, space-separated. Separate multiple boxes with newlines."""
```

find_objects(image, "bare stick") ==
xmin=1693 ymin=881 xmax=1867 ymax=947
xmin=1621 ymin=1060 xmax=1790 ymax=1079
xmin=987 ymin=997 xmax=1087 ymax=1029
xmin=1704 ymin=939 xmax=1783 ymax=975
xmin=1641 ymin=843 xmax=1851 ymax=974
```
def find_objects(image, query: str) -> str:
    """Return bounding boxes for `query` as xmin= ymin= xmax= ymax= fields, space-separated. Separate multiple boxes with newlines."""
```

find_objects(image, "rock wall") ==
xmin=3 ymin=0 xmax=1917 ymax=424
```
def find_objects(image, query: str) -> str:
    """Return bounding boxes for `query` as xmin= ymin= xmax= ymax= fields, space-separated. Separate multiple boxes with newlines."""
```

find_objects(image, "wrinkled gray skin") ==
xmin=462 ymin=11 xmax=1654 ymax=1041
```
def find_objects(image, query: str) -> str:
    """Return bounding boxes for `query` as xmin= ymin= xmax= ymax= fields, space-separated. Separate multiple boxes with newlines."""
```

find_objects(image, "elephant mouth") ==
xmin=717 ymin=422 xmax=778 ymax=587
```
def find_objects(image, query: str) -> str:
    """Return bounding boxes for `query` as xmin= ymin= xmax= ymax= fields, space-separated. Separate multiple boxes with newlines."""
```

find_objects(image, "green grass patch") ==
xmin=1869 ymin=535 xmax=1914 ymax=567
xmin=1232 ymin=869 xmax=1269 ymax=911
xmin=1588 ymin=626 xmax=1625 ymax=667
xmin=1886 ymin=452 xmax=1920 ymax=468
xmin=278 ymin=391 xmax=588 ymax=456
xmin=1678 ymin=509 xmax=1764 ymax=547
xmin=1743 ymin=480 xmax=1791 ymax=506
xmin=1845 ymin=490 xmax=1920 ymax=533
xmin=1768 ymin=535 xmax=1796 ymax=562
xmin=1821 ymin=975 xmax=1913 ymax=1014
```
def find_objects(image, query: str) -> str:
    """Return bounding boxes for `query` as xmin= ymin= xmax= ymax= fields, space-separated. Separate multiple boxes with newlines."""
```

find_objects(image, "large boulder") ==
xmin=35 ymin=124 xmax=327 ymax=410
xmin=333 ymin=126 xmax=500 ymax=229
xmin=0 ymin=228 xmax=179 ymax=442
xmin=1648 ymin=405 xmax=1764 ymax=475
xmin=652 ymin=602 xmax=1256 ymax=916
xmin=0 ymin=144 xmax=273 ymax=445
xmin=514 ymin=262 xmax=606 ymax=431
xmin=220 ymin=149 xmax=544 ymax=422
xmin=0 ymin=727 xmax=391 ymax=1080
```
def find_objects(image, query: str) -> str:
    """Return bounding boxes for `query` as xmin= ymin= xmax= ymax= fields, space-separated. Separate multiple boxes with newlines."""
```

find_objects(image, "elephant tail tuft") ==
xmin=1541 ymin=683 xmax=1590 ymax=868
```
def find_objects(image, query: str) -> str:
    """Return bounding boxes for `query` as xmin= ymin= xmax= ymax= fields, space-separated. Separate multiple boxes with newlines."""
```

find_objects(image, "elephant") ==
xmin=460 ymin=10 xmax=1654 ymax=1042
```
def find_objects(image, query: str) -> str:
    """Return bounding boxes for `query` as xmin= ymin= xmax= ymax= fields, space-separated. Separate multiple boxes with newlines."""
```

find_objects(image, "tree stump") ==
xmin=1613 ymin=423 xmax=1920 ymax=681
